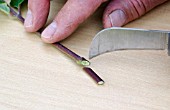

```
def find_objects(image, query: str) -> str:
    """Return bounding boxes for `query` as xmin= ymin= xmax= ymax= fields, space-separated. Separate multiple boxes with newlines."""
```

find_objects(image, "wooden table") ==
xmin=0 ymin=0 xmax=170 ymax=110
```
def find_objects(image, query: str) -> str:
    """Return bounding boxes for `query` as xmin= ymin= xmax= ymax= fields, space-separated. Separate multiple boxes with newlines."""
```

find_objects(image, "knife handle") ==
xmin=168 ymin=34 xmax=170 ymax=56
xmin=168 ymin=33 xmax=170 ymax=56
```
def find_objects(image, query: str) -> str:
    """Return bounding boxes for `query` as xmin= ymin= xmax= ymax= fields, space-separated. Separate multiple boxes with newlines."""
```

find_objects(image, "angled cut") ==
xmin=89 ymin=27 xmax=170 ymax=59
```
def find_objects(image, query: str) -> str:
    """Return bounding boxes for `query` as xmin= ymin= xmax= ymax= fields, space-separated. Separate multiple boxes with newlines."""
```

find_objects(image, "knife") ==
xmin=89 ymin=27 xmax=170 ymax=59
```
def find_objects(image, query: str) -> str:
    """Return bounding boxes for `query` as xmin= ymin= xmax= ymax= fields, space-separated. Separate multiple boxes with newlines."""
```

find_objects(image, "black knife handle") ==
xmin=168 ymin=33 xmax=170 ymax=56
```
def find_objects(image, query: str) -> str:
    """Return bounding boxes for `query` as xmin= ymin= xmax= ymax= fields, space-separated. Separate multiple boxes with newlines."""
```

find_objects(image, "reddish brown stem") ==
xmin=9 ymin=7 xmax=25 ymax=23
xmin=53 ymin=42 xmax=90 ymax=66
xmin=83 ymin=67 xmax=104 ymax=85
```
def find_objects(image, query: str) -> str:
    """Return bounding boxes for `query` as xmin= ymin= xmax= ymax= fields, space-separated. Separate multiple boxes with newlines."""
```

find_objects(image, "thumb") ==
xmin=103 ymin=0 xmax=168 ymax=28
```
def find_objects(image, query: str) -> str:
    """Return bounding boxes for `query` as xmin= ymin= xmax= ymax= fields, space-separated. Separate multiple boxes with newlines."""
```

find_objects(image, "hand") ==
xmin=24 ymin=0 xmax=167 ymax=43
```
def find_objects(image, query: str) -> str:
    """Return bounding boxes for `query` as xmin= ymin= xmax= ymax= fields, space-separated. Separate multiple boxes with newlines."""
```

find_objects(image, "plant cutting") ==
xmin=0 ymin=0 xmax=104 ymax=85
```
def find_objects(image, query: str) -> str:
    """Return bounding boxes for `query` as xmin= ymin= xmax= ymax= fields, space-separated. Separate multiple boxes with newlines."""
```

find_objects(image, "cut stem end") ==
xmin=77 ymin=60 xmax=90 ymax=66
xmin=98 ymin=81 xmax=105 ymax=85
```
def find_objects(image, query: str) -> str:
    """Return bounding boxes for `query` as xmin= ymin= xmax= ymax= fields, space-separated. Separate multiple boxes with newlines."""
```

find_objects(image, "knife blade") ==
xmin=89 ymin=27 xmax=170 ymax=59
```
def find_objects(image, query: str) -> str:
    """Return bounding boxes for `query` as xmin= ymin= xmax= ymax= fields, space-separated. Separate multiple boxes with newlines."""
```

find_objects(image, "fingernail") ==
xmin=109 ymin=10 xmax=126 ymax=27
xmin=24 ymin=9 xmax=33 ymax=27
xmin=41 ymin=22 xmax=57 ymax=39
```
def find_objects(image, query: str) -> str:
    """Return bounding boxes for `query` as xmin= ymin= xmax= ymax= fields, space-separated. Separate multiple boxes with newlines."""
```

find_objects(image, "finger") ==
xmin=41 ymin=0 xmax=107 ymax=43
xmin=24 ymin=0 xmax=50 ymax=32
xmin=103 ymin=0 xmax=168 ymax=28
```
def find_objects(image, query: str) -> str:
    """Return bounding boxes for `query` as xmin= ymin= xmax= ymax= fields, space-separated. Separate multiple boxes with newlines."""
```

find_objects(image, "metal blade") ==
xmin=89 ymin=27 xmax=170 ymax=59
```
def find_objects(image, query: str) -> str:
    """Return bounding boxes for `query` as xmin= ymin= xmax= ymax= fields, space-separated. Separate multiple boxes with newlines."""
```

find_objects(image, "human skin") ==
xmin=24 ymin=0 xmax=168 ymax=43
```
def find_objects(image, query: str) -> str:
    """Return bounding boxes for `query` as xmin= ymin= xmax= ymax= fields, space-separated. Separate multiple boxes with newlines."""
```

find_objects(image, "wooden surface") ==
xmin=0 ymin=0 xmax=170 ymax=110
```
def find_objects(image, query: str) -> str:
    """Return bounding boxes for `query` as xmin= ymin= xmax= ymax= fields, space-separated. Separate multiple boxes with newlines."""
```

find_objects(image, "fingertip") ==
xmin=24 ymin=0 xmax=50 ymax=32
xmin=41 ymin=21 xmax=63 ymax=43
xmin=41 ymin=35 xmax=63 ymax=43
xmin=103 ymin=14 xmax=112 ymax=28
xmin=41 ymin=37 xmax=55 ymax=43
xmin=102 ymin=0 xmax=129 ymax=28
xmin=103 ymin=9 xmax=127 ymax=28
xmin=108 ymin=10 xmax=126 ymax=27
xmin=24 ymin=9 xmax=36 ymax=32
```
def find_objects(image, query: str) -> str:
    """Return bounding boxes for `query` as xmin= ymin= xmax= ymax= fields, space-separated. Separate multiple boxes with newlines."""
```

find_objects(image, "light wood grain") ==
xmin=0 ymin=0 xmax=170 ymax=110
